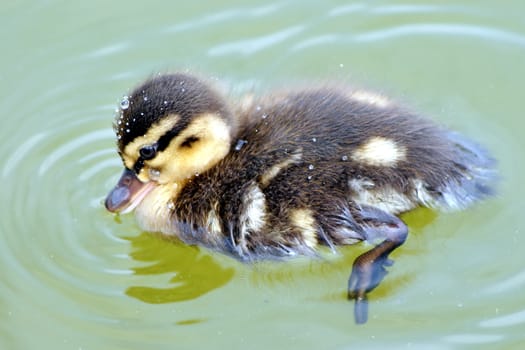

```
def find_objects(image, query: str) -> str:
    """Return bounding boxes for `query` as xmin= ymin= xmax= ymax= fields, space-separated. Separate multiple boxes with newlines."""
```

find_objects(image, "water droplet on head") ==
xmin=163 ymin=100 xmax=168 ymax=105
xmin=312 ymin=137 xmax=317 ymax=142
xmin=261 ymin=114 xmax=268 ymax=119
xmin=234 ymin=139 xmax=248 ymax=151
xmin=143 ymin=96 xmax=148 ymax=102
xmin=341 ymin=155 xmax=349 ymax=161
xmin=149 ymin=168 xmax=160 ymax=181
xmin=120 ymin=96 xmax=130 ymax=110
xmin=308 ymin=164 xmax=315 ymax=170
xmin=126 ymin=129 xmax=130 ymax=133
xmin=117 ymin=120 xmax=122 ymax=125
xmin=256 ymin=105 xmax=261 ymax=111
xmin=167 ymin=201 xmax=175 ymax=210
xmin=140 ymin=112 xmax=144 ymax=116
xmin=307 ymin=175 xmax=312 ymax=181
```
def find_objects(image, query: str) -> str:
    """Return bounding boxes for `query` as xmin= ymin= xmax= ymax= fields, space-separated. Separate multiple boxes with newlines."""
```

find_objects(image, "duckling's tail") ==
xmin=435 ymin=131 xmax=498 ymax=211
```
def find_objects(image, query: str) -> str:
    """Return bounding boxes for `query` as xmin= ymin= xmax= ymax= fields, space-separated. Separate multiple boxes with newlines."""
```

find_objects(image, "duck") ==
xmin=105 ymin=72 xmax=496 ymax=324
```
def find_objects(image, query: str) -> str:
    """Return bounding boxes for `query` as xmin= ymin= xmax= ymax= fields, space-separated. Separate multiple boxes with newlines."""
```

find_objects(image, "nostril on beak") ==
xmin=105 ymin=186 xmax=131 ymax=212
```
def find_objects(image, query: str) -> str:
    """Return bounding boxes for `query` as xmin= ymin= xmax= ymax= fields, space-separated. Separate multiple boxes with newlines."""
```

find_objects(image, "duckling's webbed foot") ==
xmin=347 ymin=206 xmax=408 ymax=324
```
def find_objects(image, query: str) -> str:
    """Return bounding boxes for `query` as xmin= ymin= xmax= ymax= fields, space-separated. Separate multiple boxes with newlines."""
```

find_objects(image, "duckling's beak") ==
xmin=105 ymin=168 xmax=156 ymax=214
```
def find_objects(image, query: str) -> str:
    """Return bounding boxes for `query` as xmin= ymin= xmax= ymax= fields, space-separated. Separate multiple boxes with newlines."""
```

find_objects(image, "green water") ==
xmin=2 ymin=1 xmax=524 ymax=349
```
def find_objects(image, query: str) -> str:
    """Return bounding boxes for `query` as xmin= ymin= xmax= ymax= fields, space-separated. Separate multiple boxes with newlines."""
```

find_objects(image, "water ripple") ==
xmin=2 ymin=132 xmax=47 ymax=177
xmin=208 ymin=25 xmax=304 ymax=57
xmin=38 ymin=129 xmax=113 ymax=175
xmin=354 ymin=23 xmax=525 ymax=46
xmin=165 ymin=4 xmax=282 ymax=33
xmin=292 ymin=23 xmax=525 ymax=52
xmin=480 ymin=309 xmax=525 ymax=328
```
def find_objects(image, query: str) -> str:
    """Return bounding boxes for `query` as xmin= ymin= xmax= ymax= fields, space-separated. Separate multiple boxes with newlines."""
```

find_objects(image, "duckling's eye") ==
xmin=139 ymin=144 xmax=157 ymax=160
xmin=180 ymin=136 xmax=199 ymax=148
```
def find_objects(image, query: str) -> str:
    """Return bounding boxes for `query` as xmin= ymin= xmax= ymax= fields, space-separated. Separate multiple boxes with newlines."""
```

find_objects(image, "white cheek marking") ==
xmin=289 ymin=208 xmax=317 ymax=248
xmin=237 ymin=183 xmax=266 ymax=253
xmin=350 ymin=90 xmax=391 ymax=108
xmin=352 ymin=136 xmax=406 ymax=167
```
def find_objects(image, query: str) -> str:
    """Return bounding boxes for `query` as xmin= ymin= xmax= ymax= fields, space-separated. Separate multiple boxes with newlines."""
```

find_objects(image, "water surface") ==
xmin=1 ymin=1 xmax=524 ymax=349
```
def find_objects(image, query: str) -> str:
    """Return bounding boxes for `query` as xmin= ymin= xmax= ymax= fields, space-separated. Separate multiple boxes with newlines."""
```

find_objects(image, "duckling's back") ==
xmin=234 ymin=87 xmax=496 ymax=214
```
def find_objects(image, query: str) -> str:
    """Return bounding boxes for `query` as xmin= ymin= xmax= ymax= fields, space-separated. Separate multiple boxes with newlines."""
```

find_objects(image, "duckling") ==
xmin=105 ymin=73 xmax=496 ymax=324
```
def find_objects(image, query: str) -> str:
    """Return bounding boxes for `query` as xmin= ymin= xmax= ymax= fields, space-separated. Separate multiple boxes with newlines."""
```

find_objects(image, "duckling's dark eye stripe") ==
xmin=133 ymin=158 xmax=145 ymax=174
xmin=156 ymin=119 xmax=191 ymax=152
xmin=131 ymin=119 xmax=191 ymax=174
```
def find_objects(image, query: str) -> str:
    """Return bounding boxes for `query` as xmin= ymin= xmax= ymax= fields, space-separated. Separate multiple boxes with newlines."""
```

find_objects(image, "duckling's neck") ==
xmin=134 ymin=182 xmax=182 ymax=234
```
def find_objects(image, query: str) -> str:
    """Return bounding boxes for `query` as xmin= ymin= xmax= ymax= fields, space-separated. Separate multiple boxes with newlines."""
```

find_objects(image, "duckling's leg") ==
xmin=347 ymin=206 xmax=408 ymax=324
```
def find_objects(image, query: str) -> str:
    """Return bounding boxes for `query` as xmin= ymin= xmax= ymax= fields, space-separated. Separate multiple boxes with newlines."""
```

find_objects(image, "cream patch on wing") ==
xmin=352 ymin=136 xmax=406 ymax=167
xmin=237 ymin=93 xmax=255 ymax=113
xmin=122 ymin=114 xmax=180 ymax=169
xmin=289 ymin=208 xmax=317 ymax=248
xmin=206 ymin=203 xmax=223 ymax=236
xmin=349 ymin=90 xmax=391 ymax=108
xmin=260 ymin=149 xmax=303 ymax=187
xmin=349 ymin=183 xmax=416 ymax=214
xmin=237 ymin=183 xmax=266 ymax=253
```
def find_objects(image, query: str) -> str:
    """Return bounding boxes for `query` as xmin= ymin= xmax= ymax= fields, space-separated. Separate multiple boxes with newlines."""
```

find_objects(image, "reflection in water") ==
xmin=123 ymin=232 xmax=234 ymax=304
xmin=401 ymin=206 xmax=438 ymax=233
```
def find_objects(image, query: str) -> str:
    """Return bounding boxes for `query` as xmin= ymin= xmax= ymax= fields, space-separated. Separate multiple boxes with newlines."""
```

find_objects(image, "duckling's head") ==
xmin=105 ymin=73 xmax=235 ymax=214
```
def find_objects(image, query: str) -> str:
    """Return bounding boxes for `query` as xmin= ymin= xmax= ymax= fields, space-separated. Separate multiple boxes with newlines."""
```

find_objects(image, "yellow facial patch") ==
xmin=121 ymin=115 xmax=180 ymax=170
xmin=352 ymin=136 xmax=406 ymax=167
xmin=146 ymin=113 xmax=232 ymax=183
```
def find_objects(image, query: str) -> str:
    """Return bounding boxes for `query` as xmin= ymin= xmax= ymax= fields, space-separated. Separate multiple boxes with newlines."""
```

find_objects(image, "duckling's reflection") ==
xmin=122 ymin=208 xmax=436 ymax=315
xmin=123 ymin=232 xmax=234 ymax=303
